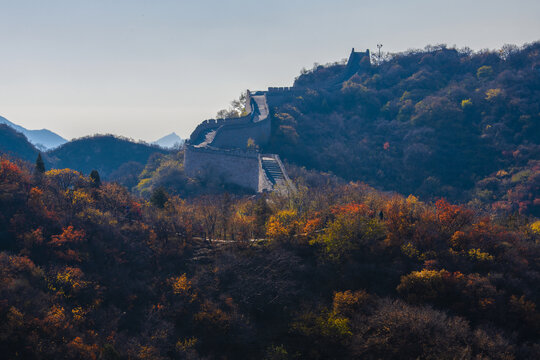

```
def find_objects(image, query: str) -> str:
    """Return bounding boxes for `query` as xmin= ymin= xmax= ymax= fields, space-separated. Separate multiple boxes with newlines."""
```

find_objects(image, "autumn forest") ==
xmin=1 ymin=42 xmax=540 ymax=359
xmin=0 ymin=152 xmax=539 ymax=359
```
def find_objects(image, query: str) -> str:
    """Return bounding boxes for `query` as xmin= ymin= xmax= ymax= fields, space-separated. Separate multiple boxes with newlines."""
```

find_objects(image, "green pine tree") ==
xmin=150 ymin=187 xmax=168 ymax=208
xmin=35 ymin=153 xmax=45 ymax=174
xmin=90 ymin=170 xmax=101 ymax=188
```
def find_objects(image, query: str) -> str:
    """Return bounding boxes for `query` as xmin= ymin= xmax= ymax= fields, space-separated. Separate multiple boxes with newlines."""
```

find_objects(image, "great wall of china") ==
xmin=184 ymin=90 xmax=294 ymax=193
xmin=184 ymin=48 xmax=370 ymax=193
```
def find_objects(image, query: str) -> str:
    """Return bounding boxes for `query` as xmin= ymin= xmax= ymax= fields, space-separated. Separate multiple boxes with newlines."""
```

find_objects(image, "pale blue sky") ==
xmin=0 ymin=0 xmax=539 ymax=141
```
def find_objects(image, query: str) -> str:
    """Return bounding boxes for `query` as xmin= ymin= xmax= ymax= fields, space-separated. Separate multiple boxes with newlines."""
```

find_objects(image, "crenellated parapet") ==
xmin=267 ymin=86 xmax=293 ymax=92
xmin=266 ymin=86 xmax=304 ymax=95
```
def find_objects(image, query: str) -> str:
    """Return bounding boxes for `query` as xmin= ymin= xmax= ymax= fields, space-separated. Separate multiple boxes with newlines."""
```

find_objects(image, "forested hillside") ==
xmin=0 ymin=157 xmax=539 ymax=358
xmin=0 ymin=130 xmax=168 ymax=188
xmin=46 ymin=135 xmax=170 ymax=181
xmin=266 ymin=43 xmax=540 ymax=216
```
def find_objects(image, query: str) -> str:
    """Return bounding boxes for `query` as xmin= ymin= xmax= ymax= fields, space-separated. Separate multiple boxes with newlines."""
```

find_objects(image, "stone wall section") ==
xmin=189 ymin=91 xmax=271 ymax=146
xmin=189 ymin=115 xmax=252 ymax=145
xmin=184 ymin=146 xmax=267 ymax=192
xmin=184 ymin=49 xmax=367 ymax=193
xmin=185 ymin=87 xmax=296 ymax=193
xmin=210 ymin=117 xmax=271 ymax=149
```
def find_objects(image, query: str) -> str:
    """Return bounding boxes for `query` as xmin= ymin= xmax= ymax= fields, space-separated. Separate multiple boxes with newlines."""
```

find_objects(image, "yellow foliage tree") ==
xmin=266 ymin=209 xmax=299 ymax=242
xmin=46 ymin=168 xmax=87 ymax=191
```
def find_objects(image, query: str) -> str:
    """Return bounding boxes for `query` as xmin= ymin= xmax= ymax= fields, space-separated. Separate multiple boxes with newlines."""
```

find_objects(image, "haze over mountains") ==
xmin=0 ymin=115 xmax=182 ymax=186
xmin=0 ymin=115 xmax=67 ymax=150
xmin=1 ymin=114 xmax=184 ymax=150
xmin=153 ymin=132 xmax=184 ymax=148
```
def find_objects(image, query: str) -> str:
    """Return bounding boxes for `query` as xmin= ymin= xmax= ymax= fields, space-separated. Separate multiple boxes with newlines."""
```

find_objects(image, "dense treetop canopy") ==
xmin=266 ymin=43 xmax=540 ymax=216
xmin=0 ymin=156 xmax=539 ymax=358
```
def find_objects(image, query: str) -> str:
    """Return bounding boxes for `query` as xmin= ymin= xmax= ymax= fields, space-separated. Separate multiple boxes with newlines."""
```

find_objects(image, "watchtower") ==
xmin=346 ymin=48 xmax=371 ymax=74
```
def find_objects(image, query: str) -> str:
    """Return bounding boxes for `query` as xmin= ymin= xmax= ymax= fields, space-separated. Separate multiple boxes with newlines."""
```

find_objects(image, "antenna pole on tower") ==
xmin=377 ymin=44 xmax=383 ymax=65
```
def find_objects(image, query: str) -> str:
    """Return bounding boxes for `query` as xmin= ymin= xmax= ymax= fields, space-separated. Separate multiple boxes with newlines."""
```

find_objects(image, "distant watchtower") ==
xmin=346 ymin=48 xmax=371 ymax=74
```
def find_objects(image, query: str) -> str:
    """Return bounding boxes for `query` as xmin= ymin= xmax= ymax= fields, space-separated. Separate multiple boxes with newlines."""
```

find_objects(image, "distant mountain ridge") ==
xmin=153 ymin=132 xmax=184 ymax=148
xmin=0 ymin=115 xmax=67 ymax=150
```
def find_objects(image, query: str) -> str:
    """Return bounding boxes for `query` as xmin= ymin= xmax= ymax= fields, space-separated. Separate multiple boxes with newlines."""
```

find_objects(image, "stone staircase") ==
xmin=262 ymin=156 xmax=286 ymax=186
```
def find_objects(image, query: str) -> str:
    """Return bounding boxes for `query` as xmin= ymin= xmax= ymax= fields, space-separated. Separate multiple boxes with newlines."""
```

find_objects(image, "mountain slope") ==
xmin=46 ymin=134 xmax=170 ymax=178
xmin=263 ymin=43 xmax=540 ymax=213
xmin=0 ymin=124 xmax=39 ymax=162
xmin=0 ymin=115 xmax=67 ymax=149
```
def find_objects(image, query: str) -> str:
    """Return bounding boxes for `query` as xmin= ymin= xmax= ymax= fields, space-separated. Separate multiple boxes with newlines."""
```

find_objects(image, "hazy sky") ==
xmin=0 ymin=0 xmax=539 ymax=141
